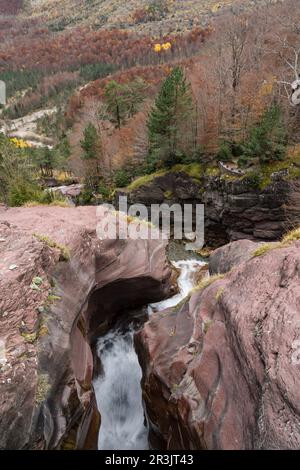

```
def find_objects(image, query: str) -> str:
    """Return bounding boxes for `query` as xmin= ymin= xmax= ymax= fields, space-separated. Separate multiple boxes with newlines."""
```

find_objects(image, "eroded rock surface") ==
xmin=0 ymin=205 xmax=172 ymax=449
xmin=136 ymin=239 xmax=300 ymax=449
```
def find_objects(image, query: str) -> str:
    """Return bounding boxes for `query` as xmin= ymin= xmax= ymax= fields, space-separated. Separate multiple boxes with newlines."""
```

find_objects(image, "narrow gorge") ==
xmin=1 ymin=197 xmax=300 ymax=450
xmin=1 ymin=0 xmax=300 ymax=457
xmin=93 ymin=257 xmax=205 ymax=450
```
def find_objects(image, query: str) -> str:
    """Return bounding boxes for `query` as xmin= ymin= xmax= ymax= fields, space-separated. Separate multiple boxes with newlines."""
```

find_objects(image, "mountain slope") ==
xmin=0 ymin=0 xmax=24 ymax=15
xmin=17 ymin=0 xmax=239 ymax=35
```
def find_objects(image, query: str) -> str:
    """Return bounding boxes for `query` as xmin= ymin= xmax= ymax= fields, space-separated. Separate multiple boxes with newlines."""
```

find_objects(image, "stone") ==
xmin=119 ymin=171 xmax=300 ymax=247
xmin=209 ymin=239 xmax=264 ymax=274
xmin=0 ymin=206 xmax=172 ymax=449
xmin=136 ymin=239 xmax=300 ymax=450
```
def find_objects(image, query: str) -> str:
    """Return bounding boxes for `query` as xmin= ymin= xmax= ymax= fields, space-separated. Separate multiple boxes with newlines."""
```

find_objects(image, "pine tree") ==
xmin=241 ymin=104 xmax=288 ymax=165
xmin=80 ymin=123 xmax=103 ymax=190
xmin=42 ymin=147 xmax=54 ymax=177
xmin=147 ymin=67 xmax=195 ymax=169
xmin=104 ymin=79 xmax=148 ymax=129
xmin=104 ymin=81 xmax=128 ymax=130
xmin=80 ymin=123 xmax=100 ymax=160
xmin=35 ymin=147 xmax=54 ymax=177
xmin=53 ymin=136 xmax=71 ymax=174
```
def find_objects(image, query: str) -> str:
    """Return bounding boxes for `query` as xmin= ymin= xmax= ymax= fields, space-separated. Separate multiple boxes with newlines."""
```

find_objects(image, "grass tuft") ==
xmin=33 ymin=233 xmax=70 ymax=261
xmin=252 ymin=227 xmax=300 ymax=258
xmin=215 ymin=287 xmax=225 ymax=301
xmin=282 ymin=227 xmax=300 ymax=243
xmin=36 ymin=374 xmax=51 ymax=405
xmin=252 ymin=243 xmax=280 ymax=257
xmin=192 ymin=274 xmax=224 ymax=293
xmin=127 ymin=170 xmax=167 ymax=191
xmin=49 ymin=200 xmax=72 ymax=208
xmin=21 ymin=332 xmax=38 ymax=344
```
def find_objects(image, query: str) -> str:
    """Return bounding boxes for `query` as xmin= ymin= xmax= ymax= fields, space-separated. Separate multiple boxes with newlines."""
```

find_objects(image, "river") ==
xmin=93 ymin=256 xmax=206 ymax=450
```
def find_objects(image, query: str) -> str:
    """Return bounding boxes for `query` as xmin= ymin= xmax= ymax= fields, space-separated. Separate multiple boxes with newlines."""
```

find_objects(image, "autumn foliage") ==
xmin=0 ymin=25 xmax=209 ymax=73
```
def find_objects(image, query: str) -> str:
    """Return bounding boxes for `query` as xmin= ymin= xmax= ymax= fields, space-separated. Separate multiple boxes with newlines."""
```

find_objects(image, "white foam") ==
xmin=94 ymin=257 xmax=206 ymax=450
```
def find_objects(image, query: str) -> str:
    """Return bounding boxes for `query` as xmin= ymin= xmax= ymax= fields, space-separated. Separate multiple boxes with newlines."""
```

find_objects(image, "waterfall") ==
xmin=94 ymin=327 xmax=148 ymax=450
xmin=148 ymin=259 xmax=206 ymax=313
xmin=93 ymin=258 xmax=206 ymax=450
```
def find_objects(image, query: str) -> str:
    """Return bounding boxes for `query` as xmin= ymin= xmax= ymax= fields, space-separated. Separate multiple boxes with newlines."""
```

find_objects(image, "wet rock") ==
xmin=136 ymin=240 xmax=300 ymax=449
xmin=0 ymin=206 xmax=172 ymax=449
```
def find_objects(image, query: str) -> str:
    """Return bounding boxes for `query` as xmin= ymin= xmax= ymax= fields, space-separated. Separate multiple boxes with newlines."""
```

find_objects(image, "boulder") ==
xmin=0 ymin=205 xmax=172 ymax=449
xmin=136 ymin=239 xmax=300 ymax=449
xmin=50 ymin=183 xmax=84 ymax=199
xmin=209 ymin=239 xmax=264 ymax=274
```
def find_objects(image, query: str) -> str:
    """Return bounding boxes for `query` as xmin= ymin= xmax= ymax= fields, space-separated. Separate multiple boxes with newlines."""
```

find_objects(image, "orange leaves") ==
xmin=0 ymin=24 xmax=209 ymax=74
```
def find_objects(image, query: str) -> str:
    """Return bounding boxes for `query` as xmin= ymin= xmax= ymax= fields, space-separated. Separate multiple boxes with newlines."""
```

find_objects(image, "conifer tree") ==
xmin=104 ymin=79 xmax=148 ymax=129
xmin=241 ymin=104 xmax=288 ymax=165
xmin=147 ymin=67 xmax=195 ymax=169
xmin=80 ymin=123 xmax=103 ymax=190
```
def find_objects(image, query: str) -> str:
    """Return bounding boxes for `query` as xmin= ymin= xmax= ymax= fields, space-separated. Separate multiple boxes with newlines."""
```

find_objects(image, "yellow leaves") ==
xmin=153 ymin=42 xmax=172 ymax=53
xmin=259 ymin=76 xmax=276 ymax=97
xmin=211 ymin=3 xmax=223 ymax=13
xmin=9 ymin=137 xmax=32 ymax=149
xmin=162 ymin=42 xmax=171 ymax=51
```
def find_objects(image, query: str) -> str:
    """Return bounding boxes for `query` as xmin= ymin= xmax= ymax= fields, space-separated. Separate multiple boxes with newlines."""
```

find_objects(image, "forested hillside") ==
xmin=2 ymin=0 xmax=300 ymax=457
xmin=1 ymin=0 xmax=300 ymax=208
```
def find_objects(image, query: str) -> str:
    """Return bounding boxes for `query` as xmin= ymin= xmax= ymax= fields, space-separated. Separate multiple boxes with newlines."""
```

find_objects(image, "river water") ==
xmin=93 ymin=257 xmax=206 ymax=450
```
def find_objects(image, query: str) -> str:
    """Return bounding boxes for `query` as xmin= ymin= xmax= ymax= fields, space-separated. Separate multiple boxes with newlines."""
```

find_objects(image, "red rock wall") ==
xmin=0 ymin=206 xmax=172 ymax=449
xmin=136 ymin=240 xmax=300 ymax=449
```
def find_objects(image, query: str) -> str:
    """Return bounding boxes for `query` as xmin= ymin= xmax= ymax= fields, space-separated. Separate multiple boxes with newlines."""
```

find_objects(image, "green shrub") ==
xmin=191 ymin=145 xmax=206 ymax=162
xmin=79 ymin=63 xmax=117 ymax=82
xmin=8 ymin=181 xmax=43 ymax=207
xmin=216 ymin=141 xmax=233 ymax=162
xmin=241 ymin=104 xmax=288 ymax=164
xmin=98 ymin=181 xmax=110 ymax=200
xmin=245 ymin=172 xmax=263 ymax=189
xmin=33 ymin=234 xmax=70 ymax=261
xmin=164 ymin=151 xmax=187 ymax=168
xmin=217 ymin=141 xmax=244 ymax=163
xmin=80 ymin=188 xmax=94 ymax=204
xmin=39 ymin=190 xmax=71 ymax=206
xmin=147 ymin=0 xmax=169 ymax=20
xmin=237 ymin=154 xmax=249 ymax=167
xmin=114 ymin=168 xmax=132 ymax=187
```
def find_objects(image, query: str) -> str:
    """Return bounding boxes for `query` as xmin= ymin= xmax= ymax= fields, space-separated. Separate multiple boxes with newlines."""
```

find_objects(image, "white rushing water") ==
xmin=148 ymin=259 xmax=206 ymax=313
xmin=94 ymin=328 xmax=148 ymax=450
xmin=94 ymin=257 xmax=206 ymax=450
